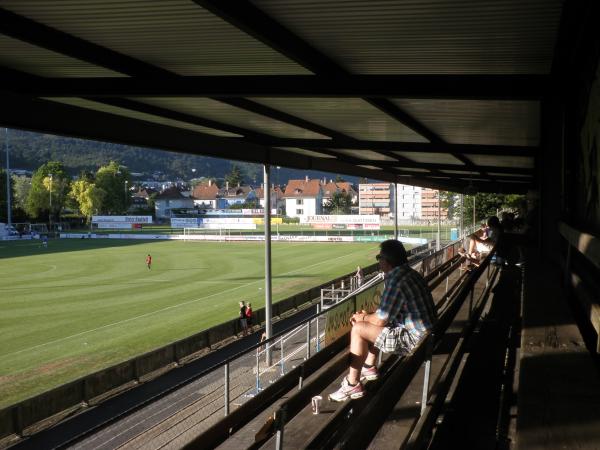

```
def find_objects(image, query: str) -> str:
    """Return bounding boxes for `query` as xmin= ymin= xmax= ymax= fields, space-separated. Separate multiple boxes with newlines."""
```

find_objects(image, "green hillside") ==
xmin=4 ymin=129 xmax=350 ymax=184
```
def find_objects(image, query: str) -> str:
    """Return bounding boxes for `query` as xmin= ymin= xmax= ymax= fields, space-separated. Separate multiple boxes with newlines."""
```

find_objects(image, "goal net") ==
xmin=183 ymin=227 xmax=232 ymax=242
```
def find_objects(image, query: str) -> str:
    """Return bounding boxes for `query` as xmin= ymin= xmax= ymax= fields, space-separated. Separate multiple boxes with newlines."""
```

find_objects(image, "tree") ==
xmin=26 ymin=161 xmax=71 ymax=220
xmin=439 ymin=191 xmax=458 ymax=219
xmin=0 ymin=169 xmax=13 ymax=223
xmin=325 ymin=191 xmax=352 ymax=214
xmin=456 ymin=193 xmax=525 ymax=227
xmin=69 ymin=179 xmax=106 ymax=222
xmin=12 ymin=175 xmax=31 ymax=211
xmin=94 ymin=161 xmax=131 ymax=214
xmin=225 ymin=164 xmax=243 ymax=187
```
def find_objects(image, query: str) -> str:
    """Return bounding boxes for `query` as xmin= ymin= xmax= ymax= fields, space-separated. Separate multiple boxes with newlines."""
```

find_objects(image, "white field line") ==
xmin=2 ymin=245 xmax=375 ymax=358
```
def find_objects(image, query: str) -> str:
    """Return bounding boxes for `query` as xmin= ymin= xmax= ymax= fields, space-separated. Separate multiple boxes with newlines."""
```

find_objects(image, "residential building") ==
xmin=359 ymin=183 xmax=392 ymax=216
xmin=255 ymin=185 xmax=285 ymax=214
xmin=217 ymin=183 xmax=256 ymax=208
xmin=283 ymin=177 xmax=323 ymax=218
xmin=131 ymin=188 xmax=151 ymax=209
xmin=154 ymin=186 xmax=194 ymax=219
xmin=395 ymin=184 xmax=422 ymax=220
xmin=192 ymin=180 xmax=219 ymax=209
xmin=321 ymin=180 xmax=358 ymax=207
xmin=420 ymin=188 xmax=448 ymax=220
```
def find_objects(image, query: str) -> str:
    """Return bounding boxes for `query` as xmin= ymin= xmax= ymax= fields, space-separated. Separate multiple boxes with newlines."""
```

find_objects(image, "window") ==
xmin=296 ymin=199 xmax=303 ymax=205
xmin=296 ymin=209 xmax=303 ymax=215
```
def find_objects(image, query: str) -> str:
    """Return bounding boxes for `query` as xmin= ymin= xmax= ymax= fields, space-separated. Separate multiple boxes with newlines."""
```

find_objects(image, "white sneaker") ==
xmin=329 ymin=377 xmax=365 ymax=402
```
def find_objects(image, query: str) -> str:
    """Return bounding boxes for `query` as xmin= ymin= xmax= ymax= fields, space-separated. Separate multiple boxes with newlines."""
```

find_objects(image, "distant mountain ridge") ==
xmin=3 ymin=129 xmax=356 ymax=185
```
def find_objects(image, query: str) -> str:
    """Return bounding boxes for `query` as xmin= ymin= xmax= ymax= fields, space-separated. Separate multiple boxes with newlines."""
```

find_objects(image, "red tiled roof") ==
xmin=220 ymin=185 xmax=252 ymax=198
xmin=133 ymin=189 xmax=149 ymax=198
xmin=322 ymin=181 xmax=355 ymax=197
xmin=283 ymin=179 xmax=322 ymax=198
xmin=254 ymin=185 xmax=283 ymax=199
xmin=192 ymin=183 xmax=219 ymax=200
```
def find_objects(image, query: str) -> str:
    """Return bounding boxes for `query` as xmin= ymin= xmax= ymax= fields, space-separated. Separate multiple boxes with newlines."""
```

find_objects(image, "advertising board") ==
xmin=171 ymin=218 xmax=200 ymax=228
xmin=301 ymin=215 xmax=381 ymax=225
xmin=97 ymin=223 xmax=133 ymax=229
xmin=324 ymin=281 xmax=384 ymax=346
xmin=92 ymin=216 xmax=152 ymax=224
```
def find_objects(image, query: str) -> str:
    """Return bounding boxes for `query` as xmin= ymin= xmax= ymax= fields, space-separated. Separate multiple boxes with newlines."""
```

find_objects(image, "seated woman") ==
xmin=460 ymin=216 xmax=502 ymax=263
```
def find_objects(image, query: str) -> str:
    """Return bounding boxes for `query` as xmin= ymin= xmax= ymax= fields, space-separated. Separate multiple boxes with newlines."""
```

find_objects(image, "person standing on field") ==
xmin=239 ymin=301 xmax=248 ymax=336
xmin=146 ymin=254 xmax=152 ymax=270
xmin=246 ymin=302 xmax=253 ymax=329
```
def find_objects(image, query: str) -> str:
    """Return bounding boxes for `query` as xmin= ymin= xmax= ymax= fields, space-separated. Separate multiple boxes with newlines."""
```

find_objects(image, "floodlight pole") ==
xmin=48 ymin=173 xmax=53 ymax=234
xmin=4 ymin=128 xmax=11 ymax=228
xmin=263 ymin=164 xmax=273 ymax=366
xmin=393 ymin=183 xmax=398 ymax=240
xmin=460 ymin=194 xmax=464 ymax=238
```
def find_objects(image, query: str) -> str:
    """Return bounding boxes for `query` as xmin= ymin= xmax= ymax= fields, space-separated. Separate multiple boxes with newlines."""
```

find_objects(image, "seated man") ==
xmin=460 ymin=216 xmax=502 ymax=263
xmin=329 ymin=239 xmax=437 ymax=402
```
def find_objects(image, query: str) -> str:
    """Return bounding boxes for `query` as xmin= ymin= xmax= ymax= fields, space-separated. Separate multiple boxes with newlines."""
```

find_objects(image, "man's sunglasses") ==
xmin=376 ymin=254 xmax=382 ymax=261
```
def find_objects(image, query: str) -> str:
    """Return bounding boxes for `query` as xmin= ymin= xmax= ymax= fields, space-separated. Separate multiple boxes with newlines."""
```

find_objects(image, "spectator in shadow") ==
xmin=459 ymin=216 xmax=502 ymax=264
xmin=329 ymin=240 xmax=437 ymax=402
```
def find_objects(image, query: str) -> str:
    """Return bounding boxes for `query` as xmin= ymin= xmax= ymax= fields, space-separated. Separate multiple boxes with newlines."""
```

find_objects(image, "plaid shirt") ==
xmin=376 ymin=264 xmax=437 ymax=338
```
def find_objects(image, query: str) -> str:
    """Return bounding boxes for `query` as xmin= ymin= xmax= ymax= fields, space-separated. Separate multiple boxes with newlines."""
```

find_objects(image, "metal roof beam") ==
xmin=0 ymin=8 xmax=171 ymax=78
xmin=14 ymin=75 xmax=547 ymax=99
xmin=192 ymin=0 xmax=448 ymax=150
xmin=192 ymin=0 xmax=344 ymax=75
xmin=366 ymin=161 xmax=533 ymax=175
xmin=0 ymin=90 xmax=395 ymax=182
xmin=247 ymin=138 xmax=536 ymax=157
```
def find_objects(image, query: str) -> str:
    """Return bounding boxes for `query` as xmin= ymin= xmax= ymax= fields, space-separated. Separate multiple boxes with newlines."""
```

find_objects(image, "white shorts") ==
xmin=475 ymin=241 xmax=492 ymax=253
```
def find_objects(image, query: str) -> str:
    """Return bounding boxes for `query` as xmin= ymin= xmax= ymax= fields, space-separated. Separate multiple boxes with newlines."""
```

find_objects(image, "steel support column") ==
xmin=264 ymin=164 xmax=273 ymax=366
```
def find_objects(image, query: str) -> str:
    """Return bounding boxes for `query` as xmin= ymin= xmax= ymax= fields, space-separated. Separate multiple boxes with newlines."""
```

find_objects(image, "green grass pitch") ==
xmin=0 ymin=238 xmax=381 ymax=407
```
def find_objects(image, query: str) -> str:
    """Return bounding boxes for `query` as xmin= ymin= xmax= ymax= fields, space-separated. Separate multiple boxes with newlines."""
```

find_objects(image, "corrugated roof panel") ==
xmin=358 ymin=165 xmax=384 ymax=171
xmin=44 ymin=97 xmax=240 ymax=137
xmin=392 ymin=99 xmax=540 ymax=146
xmin=330 ymin=149 xmax=399 ymax=161
xmin=3 ymin=0 xmax=309 ymax=76
xmin=276 ymin=147 xmax=336 ymax=158
xmin=253 ymin=0 xmax=562 ymax=74
xmin=250 ymin=98 xmax=428 ymax=142
xmin=467 ymin=154 xmax=534 ymax=168
xmin=440 ymin=169 xmax=480 ymax=175
xmin=395 ymin=167 xmax=430 ymax=173
xmin=134 ymin=97 xmax=328 ymax=139
xmin=0 ymin=35 xmax=123 ymax=77
xmin=394 ymin=152 xmax=464 ymax=165
xmin=488 ymin=172 xmax=533 ymax=178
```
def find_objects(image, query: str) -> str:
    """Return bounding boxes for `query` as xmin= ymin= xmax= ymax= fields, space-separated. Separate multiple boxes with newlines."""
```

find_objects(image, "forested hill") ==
xmin=4 ymin=129 xmax=352 ymax=183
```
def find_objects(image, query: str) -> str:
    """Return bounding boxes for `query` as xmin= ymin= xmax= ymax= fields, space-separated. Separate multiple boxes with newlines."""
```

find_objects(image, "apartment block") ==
xmin=359 ymin=183 xmax=392 ymax=216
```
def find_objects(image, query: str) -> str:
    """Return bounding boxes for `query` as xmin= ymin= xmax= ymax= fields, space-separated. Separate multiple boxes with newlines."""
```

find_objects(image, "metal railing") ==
xmin=270 ymin=247 xmax=500 ymax=449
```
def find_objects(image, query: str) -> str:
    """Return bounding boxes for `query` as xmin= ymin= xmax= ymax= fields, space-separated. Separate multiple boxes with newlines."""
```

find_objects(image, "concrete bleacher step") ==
xmin=216 ymin=348 xmax=350 ymax=449
xmin=517 ymin=252 xmax=600 ymax=450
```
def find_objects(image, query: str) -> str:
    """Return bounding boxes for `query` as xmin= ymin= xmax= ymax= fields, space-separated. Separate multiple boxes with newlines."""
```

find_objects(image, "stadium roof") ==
xmin=0 ymin=1 xmax=569 ymax=194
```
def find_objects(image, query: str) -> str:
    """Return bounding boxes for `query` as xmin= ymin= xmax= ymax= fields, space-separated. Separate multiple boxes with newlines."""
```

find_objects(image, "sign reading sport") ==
xmin=300 ymin=215 xmax=381 ymax=230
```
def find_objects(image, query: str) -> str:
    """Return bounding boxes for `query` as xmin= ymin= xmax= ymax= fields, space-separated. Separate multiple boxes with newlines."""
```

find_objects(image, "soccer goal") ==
xmin=183 ymin=227 xmax=231 ymax=242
